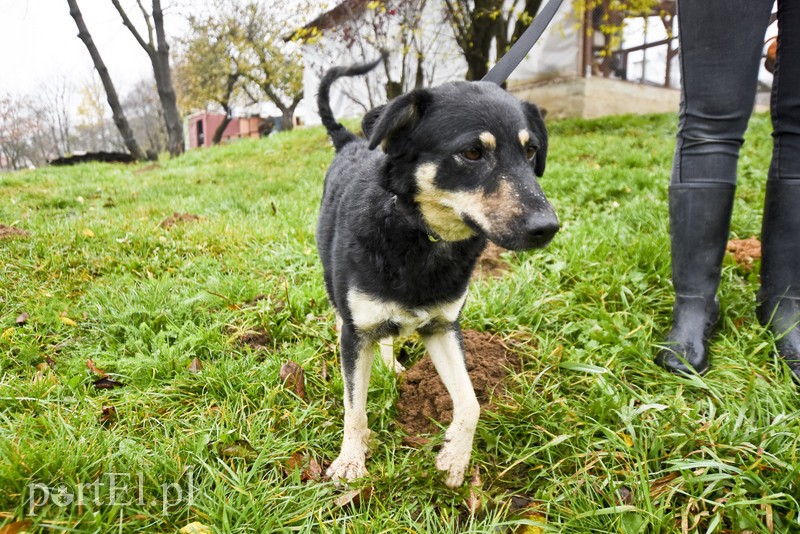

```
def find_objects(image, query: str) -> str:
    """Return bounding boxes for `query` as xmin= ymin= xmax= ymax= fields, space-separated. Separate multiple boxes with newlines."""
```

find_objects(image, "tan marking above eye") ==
xmin=479 ymin=132 xmax=496 ymax=151
xmin=519 ymin=130 xmax=530 ymax=147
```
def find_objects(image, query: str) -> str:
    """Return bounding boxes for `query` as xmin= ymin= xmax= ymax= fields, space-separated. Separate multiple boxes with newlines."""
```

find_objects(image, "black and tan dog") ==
xmin=316 ymin=58 xmax=559 ymax=488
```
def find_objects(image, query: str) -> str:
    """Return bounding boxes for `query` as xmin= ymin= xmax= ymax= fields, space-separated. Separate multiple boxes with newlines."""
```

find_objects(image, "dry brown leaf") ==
xmin=93 ymin=376 xmax=124 ymax=390
xmin=15 ymin=313 xmax=29 ymax=325
xmin=616 ymin=485 xmax=633 ymax=505
xmin=401 ymin=435 xmax=431 ymax=448
xmin=280 ymin=361 xmax=306 ymax=399
xmin=465 ymin=465 xmax=483 ymax=515
xmin=320 ymin=358 xmax=328 ymax=382
xmin=86 ymin=359 xmax=105 ymax=376
xmin=99 ymin=406 xmax=118 ymax=427
xmin=284 ymin=452 xmax=322 ymax=482
xmin=187 ymin=357 xmax=203 ymax=374
xmin=0 ymin=520 xmax=33 ymax=534
xmin=333 ymin=486 xmax=373 ymax=507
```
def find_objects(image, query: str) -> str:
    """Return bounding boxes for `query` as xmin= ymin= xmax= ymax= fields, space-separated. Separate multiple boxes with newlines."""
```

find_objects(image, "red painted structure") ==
xmin=186 ymin=112 xmax=268 ymax=149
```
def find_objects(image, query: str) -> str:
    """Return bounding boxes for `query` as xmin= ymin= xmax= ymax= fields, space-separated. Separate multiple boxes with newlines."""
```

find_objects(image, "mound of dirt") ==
xmin=0 ymin=224 xmax=30 ymax=239
xmin=159 ymin=212 xmax=201 ymax=229
xmin=473 ymin=243 xmax=512 ymax=279
xmin=396 ymin=330 xmax=521 ymax=437
xmin=727 ymin=237 xmax=761 ymax=271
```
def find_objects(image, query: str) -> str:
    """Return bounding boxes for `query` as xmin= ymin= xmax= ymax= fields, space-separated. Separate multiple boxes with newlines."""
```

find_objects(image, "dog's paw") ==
xmin=435 ymin=441 xmax=471 ymax=488
xmin=326 ymin=455 xmax=368 ymax=486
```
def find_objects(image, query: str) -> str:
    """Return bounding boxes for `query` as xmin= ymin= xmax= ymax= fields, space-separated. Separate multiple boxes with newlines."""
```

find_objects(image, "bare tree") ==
xmin=72 ymin=75 xmax=126 ymax=153
xmin=37 ymin=76 xmax=74 ymax=157
xmin=66 ymin=0 xmax=148 ymax=160
xmin=123 ymin=79 xmax=168 ymax=156
xmin=110 ymin=0 xmax=185 ymax=156
xmin=443 ymin=0 xmax=544 ymax=81
xmin=0 ymin=94 xmax=35 ymax=170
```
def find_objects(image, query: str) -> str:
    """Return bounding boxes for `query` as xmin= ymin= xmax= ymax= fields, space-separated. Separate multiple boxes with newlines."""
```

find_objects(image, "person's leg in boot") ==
xmin=756 ymin=1 xmax=800 ymax=381
xmin=656 ymin=0 xmax=773 ymax=374
xmin=656 ymin=183 xmax=734 ymax=374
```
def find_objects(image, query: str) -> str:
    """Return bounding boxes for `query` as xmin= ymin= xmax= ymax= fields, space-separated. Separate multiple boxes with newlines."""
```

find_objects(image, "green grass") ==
xmin=1 ymin=112 xmax=799 ymax=533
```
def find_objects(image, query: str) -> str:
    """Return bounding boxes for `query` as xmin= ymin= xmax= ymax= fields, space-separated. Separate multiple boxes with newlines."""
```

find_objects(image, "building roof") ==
xmin=287 ymin=0 xmax=373 ymax=42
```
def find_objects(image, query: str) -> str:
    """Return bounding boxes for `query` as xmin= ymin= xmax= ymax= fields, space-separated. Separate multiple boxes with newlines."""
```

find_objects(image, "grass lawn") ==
xmin=1 ymin=112 xmax=799 ymax=533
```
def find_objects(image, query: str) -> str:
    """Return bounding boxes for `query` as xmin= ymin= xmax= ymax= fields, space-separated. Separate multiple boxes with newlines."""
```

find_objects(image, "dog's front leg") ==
xmin=327 ymin=323 xmax=374 ymax=485
xmin=421 ymin=326 xmax=480 ymax=488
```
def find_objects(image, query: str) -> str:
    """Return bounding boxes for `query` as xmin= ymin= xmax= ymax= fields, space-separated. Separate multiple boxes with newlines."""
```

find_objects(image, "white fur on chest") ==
xmin=347 ymin=288 xmax=467 ymax=336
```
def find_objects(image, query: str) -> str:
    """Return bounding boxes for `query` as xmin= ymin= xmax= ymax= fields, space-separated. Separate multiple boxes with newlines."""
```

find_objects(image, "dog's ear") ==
xmin=368 ymin=90 xmax=430 ymax=152
xmin=524 ymin=102 xmax=548 ymax=177
xmin=361 ymin=104 xmax=385 ymax=140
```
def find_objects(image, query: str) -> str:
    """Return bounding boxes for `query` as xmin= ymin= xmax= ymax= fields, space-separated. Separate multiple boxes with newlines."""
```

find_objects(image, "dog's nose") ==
xmin=524 ymin=211 xmax=559 ymax=248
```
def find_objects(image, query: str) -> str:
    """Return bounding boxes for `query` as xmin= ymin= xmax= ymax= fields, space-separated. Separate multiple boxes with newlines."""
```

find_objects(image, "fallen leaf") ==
xmin=1 ymin=327 xmax=14 ymax=342
xmin=616 ymin=485 xmax=633 ymax=505
xmin=216 ymin=439 xmax=258 ymax=460
xmin=280 ymin=361 xmax=306 ymax=400
xmin=59 ymin=316 xmax=77 ymax=327
xmin=187 ymin=357 xmax=203 ymax=374
xmin=86 ymin=359 xmax=106 ymax=376
xmin=16 ymin=313 xmax=29 ymax=325
xmin=619 ymin=432 xmax=633 ymax=447
xmin=284 ymin=452 xmax=323 ymax=482
xmin=99 ymin=406 xmax=117 ymax=427
xmin=179 ymin=522 xmax=212 ymax=534
xmin=82 ymin=228 xmax=95 ymax=237
xmin=465 ymin=465 xmax=483 ymax=515
xmin=401 ymin=435 xmax=431 ymax=448
xmin=0 ymin=520 xmax=33 ymax=534
xmin=514 ymin=513 xmax=547 ymax=534
xmin=93 ymin=376 xmax=124 ymax=390
xmin=333 ymin=486 xmax=373 ymax=507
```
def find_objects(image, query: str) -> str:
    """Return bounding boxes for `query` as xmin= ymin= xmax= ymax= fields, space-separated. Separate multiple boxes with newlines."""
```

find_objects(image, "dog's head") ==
xmin=364 ymin=81 xmax=558 ymax=251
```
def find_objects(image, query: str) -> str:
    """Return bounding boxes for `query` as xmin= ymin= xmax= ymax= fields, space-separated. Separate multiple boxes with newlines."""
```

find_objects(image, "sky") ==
xmin=0 ymin=0 xmax=188 ymax=97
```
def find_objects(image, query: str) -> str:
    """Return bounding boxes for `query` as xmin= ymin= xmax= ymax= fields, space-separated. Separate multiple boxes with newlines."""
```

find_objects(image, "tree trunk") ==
xmin=151 ymin=0 xmax=184 ymax=156
xmin=66 ymin=0 xmax=147 ymax=160
xmin=110 ymin=0 xmax=184 ymax=157
xmin=212 ymin=105 xmax=232 ymax=145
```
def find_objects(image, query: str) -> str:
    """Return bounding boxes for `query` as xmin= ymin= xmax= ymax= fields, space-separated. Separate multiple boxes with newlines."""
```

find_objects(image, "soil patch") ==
xmin=237 ymin=328 xmax=272 ymax=351
xmin=727 ymin=237 xmax=761 ymax=271
xmin=159 ymin=212 xmax=201 ymax=229
xmin=473 ymin=243 xmax=512 ymax=279
xmin=396 ymin=330 xmax=521 ymax=437
xmin=0 ymin=224 xmax=30 ymax=239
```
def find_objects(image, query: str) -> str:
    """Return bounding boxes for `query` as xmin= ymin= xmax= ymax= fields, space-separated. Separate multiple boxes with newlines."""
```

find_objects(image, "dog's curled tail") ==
xmin=317 ymin=54 xmax=385 ymax=152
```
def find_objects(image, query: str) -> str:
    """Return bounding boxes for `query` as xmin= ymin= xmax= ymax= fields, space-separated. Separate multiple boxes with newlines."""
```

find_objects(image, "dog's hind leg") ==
xmin=327 ymin=324 xmax=374 ymax=485
xmin=421 ymin=327 xmax=480 ymax=488
xmin=379 ymin=337 xmax=405 ymax=374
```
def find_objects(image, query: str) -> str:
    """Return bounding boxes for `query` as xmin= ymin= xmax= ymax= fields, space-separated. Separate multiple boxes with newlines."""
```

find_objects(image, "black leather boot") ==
xmin=656 ymin=183 xmax=736 ymax=375
xmin=756 ymin=180 xmax=800 ymax=382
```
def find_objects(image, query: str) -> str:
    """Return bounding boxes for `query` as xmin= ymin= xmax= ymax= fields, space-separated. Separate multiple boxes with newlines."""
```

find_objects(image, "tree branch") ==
xmin=110 ymin=0 xmax=153 ymax=55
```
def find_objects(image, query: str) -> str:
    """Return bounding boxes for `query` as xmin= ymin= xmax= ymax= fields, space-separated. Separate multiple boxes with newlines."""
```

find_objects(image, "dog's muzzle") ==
xmin=522 ymin=209 xmax=560 ymax=249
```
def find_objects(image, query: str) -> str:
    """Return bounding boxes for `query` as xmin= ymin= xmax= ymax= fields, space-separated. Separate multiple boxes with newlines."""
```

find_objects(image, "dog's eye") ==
xmin=461 ymin=148 xmax=482 ymax=161
xmin=526 ymin=146 xmax=537 ymax=160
